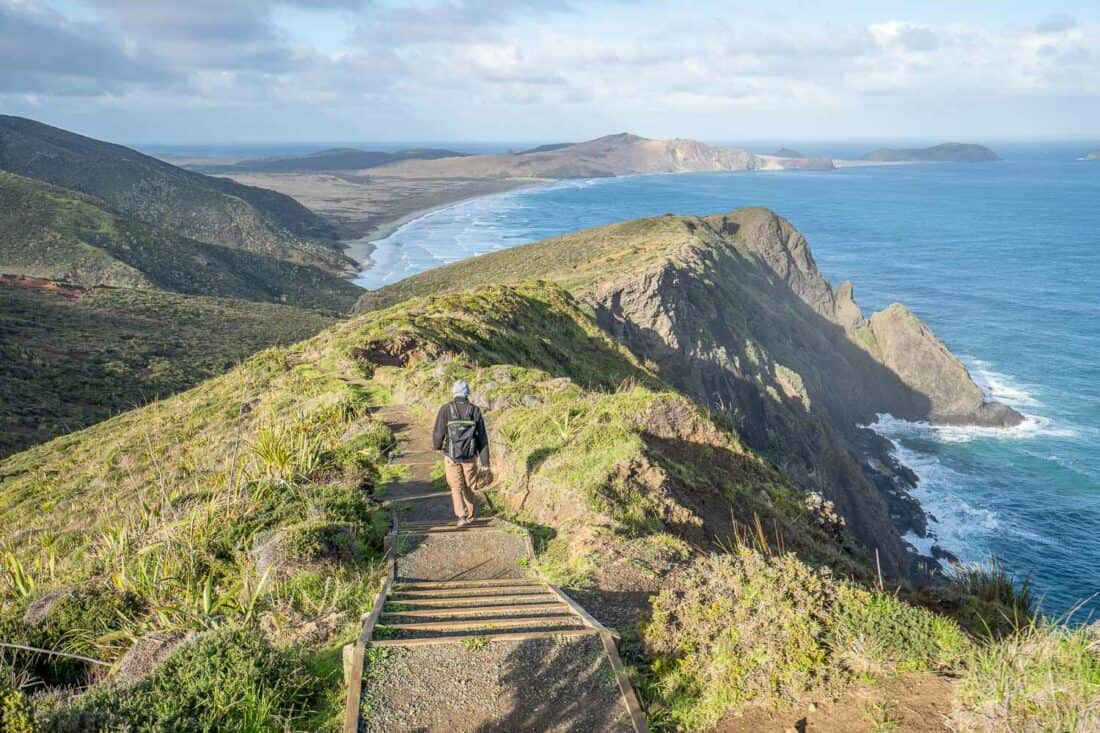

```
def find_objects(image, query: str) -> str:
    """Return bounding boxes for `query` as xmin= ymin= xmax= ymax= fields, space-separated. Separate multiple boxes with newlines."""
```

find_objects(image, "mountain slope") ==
xmin=0 ymin=170 xmax=362 ymax=310
xmin=862 ymin=143 xmax=1000 ymax=162
xmin=0 ymin=115 xmax=353 ymax=272
xmin=194 ymin=147 xmax=468 ymax=174
xmin=0 ymin=277 xmax=337 ymax=458
xmin=354 ymin=208 xmax=1020 ymax=576
xmin=370 ymin=132 xmax=833 ymax=179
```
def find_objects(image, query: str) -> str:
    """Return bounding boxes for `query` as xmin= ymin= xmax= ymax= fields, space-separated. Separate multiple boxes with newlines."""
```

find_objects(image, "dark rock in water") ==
xmin=931 ymin=544 xmax=960 ymax=564
xmin=773 ymin=147 xmax=805 ymax=158
xmin=862 ymin=143 xmax=1000 ymax=162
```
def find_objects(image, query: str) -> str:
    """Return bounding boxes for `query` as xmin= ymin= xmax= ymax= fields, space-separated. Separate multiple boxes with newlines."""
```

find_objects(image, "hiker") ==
xmin=432 ymin=380 xmax=490 ymax=527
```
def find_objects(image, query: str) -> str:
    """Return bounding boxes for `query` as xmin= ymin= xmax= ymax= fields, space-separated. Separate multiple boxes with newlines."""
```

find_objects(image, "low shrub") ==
xmin=643 ymin=549 xmax=974 ymax=727
xmin=833 ymin=583 xmax=970 ymax=676
xmin=0 ymin=671 xmax=38 ymax=733
xmin=643 ymin=549 xmax=836 ymax=728
xmin=54 ymin=628 xmax=321 ymax=731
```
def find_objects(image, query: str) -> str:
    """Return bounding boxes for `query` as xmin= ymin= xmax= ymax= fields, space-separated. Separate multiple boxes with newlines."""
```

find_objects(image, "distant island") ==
xmin=862 ymin=143 xmax=1000 ymax=163
xmin=773 ymin=147 xmax=805 ymax=158
xmin=1086 ymin=150 xmax=1100 ymax=160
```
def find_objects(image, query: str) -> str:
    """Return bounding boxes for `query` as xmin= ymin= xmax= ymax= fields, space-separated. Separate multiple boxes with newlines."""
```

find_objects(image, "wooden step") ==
xmin=382 ymin=491 xmax=450 ymax=504
xmin=391 ymin=587 xmax=553 ymax=599
xmin=380 ymin=613 xmax=581 ymax=632
xmin=402 ymin=516 xmax=492 ymax=525
xmin=394 ymin=578 xmax=541 ymax=590
xmin=369 ymin=628 xmax=597 ymax=648
xmin=396 ymin=527 xmax=506 ymax=536
xmin=400 ymin=518 xmax=494 ymax=529
xmin=380 ymin=602 xmax=569 ymax=619
xmin=386 ymin=593 xmax=560 ymax=608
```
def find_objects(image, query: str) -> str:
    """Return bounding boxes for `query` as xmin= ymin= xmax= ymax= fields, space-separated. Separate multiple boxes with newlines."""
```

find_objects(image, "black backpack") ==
xmin=444 ymin=401 xmax=479 ymax=461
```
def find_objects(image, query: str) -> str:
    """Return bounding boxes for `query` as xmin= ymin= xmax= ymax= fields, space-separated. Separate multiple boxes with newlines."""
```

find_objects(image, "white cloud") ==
xmin=3 ymin=1 xmax=1100 ymax=140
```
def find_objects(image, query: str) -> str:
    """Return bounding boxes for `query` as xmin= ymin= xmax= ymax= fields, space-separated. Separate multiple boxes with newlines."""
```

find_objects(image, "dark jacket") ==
xmin=432 ymin=397 xmax=490 ymax=467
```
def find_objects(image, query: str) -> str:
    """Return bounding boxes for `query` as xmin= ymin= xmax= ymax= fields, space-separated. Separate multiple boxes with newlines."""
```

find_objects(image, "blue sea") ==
xmin=356 ymin=143 xmax=1100 ymax=619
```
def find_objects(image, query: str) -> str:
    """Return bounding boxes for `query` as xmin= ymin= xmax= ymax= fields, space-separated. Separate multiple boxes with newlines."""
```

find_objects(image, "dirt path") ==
xmin=353 ymin=405 xmax=644 ymax=732
xmin=714 ymin=674 xmax=955 ymax=733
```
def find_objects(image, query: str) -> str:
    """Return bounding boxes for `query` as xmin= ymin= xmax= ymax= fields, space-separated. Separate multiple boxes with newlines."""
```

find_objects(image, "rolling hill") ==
xmin=193 ymin=147 xmax=468 ymax=174
xmin=0 ymin=115 xmax=355 ymax=273
xmin=0 ymin=170 xmax=362 ymax=310
xmin=0 ymin=208 xmax=1072 ymax=733
xmin=0 ymin=278 xmax=337 ymax=458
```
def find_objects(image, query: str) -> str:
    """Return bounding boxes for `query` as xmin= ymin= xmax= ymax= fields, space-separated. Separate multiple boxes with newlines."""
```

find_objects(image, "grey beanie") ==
xmin=452 ymin=379 xmax=471 ymax=398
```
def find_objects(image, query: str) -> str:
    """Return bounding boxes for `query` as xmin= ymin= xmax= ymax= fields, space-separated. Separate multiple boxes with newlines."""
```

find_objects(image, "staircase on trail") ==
xmin=343 ymin=404 xmax=647 ymax=733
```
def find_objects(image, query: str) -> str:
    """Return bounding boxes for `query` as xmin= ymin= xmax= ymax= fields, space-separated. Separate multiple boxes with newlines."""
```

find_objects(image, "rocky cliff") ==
xmin=354 ymin=208 xmax=1020 ymax=577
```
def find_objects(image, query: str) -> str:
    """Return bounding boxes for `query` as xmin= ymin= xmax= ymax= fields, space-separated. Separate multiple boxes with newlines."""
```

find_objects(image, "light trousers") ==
xmin=444 ymin=457 xmax=478 ymax=519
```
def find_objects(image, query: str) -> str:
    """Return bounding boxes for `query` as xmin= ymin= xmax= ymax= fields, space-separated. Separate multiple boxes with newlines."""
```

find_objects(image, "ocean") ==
xmin=355 ymin=143 xmax=1100 ymax=619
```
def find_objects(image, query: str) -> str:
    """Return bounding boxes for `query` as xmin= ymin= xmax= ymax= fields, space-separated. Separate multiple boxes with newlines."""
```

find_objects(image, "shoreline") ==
xmin=341 ymin=178 xmax=548 ymax=268
xmin=341 ymin=160 xmax=913 ymax=269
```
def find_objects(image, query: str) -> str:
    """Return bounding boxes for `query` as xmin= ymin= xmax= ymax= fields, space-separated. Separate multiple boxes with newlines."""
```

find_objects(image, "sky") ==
xmin=2 ymin=0 xmax=1099 ymax=143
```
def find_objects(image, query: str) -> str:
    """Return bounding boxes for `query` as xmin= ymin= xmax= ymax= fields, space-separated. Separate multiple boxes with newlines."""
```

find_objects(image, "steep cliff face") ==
xmin=587 ymin=209 xmax=1020 ymax=576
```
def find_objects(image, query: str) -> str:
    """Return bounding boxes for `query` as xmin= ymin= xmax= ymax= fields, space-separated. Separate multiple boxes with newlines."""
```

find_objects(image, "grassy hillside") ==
xmin=0 ymin=280 xmax=338 ymax=458
xmin=0 ymin=170 xmax=362 ymax=310
xmin=0 ymin=217 xmax=1092 ymax=731
xmin=354 ymin=213 xmax=696 ymax=311
xmin=0 ymin=115 xmax=352 ymax=273
xmin=0 ymin=334 xmax=395 ymax=729
xmin=355 ymin=210 xmax=1013 ymax=577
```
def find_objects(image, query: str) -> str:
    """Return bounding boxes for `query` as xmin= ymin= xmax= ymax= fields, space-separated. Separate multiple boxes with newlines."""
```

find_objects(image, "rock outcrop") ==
xmin=585 ymin=209 xmax=1020 ymax=575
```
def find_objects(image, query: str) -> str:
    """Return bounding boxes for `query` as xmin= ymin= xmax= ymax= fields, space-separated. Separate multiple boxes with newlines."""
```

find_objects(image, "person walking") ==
xmin=432 ymin=380 xmax=490 ymax=527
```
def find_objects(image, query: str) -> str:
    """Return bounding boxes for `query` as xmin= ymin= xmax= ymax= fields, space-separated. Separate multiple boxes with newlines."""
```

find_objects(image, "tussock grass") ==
xmin=954 ymin=620 xmax=1100 ymax=732
xmin=0 ymin=334 xmax=391 ymax=724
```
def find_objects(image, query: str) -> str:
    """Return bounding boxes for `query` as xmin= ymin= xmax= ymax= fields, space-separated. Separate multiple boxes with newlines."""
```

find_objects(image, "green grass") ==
xmin=0 ymin=282 xmax=338 ymax=457
xmin=51 ymin=628 xmax=323 ymax=731
xmin=955 ymin=621 xmax=1100 ymax=732
xmin=0 ymin=115 xmax=350 ymax=272
xmin=641 ymin=549 xmax=972 ymax=729
xmin=0 ymin=333 xmax=391 ymax=724
xmin=0 ymin=170 xmax=362 ymax=310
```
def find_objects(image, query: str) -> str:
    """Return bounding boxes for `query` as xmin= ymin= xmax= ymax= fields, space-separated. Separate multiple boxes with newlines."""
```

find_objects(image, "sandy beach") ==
xmin=215 ymin=171 xmax=545 ymax=266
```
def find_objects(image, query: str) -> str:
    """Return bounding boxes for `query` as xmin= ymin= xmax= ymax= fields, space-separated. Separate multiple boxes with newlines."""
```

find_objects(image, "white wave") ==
xmin=964 ymin=357 xmax=1042 ymax=408
xmin=869 ymin=416 xmax=1057 ymax=562
xmin=868 ymin=412 xmax=1073 ymax=444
